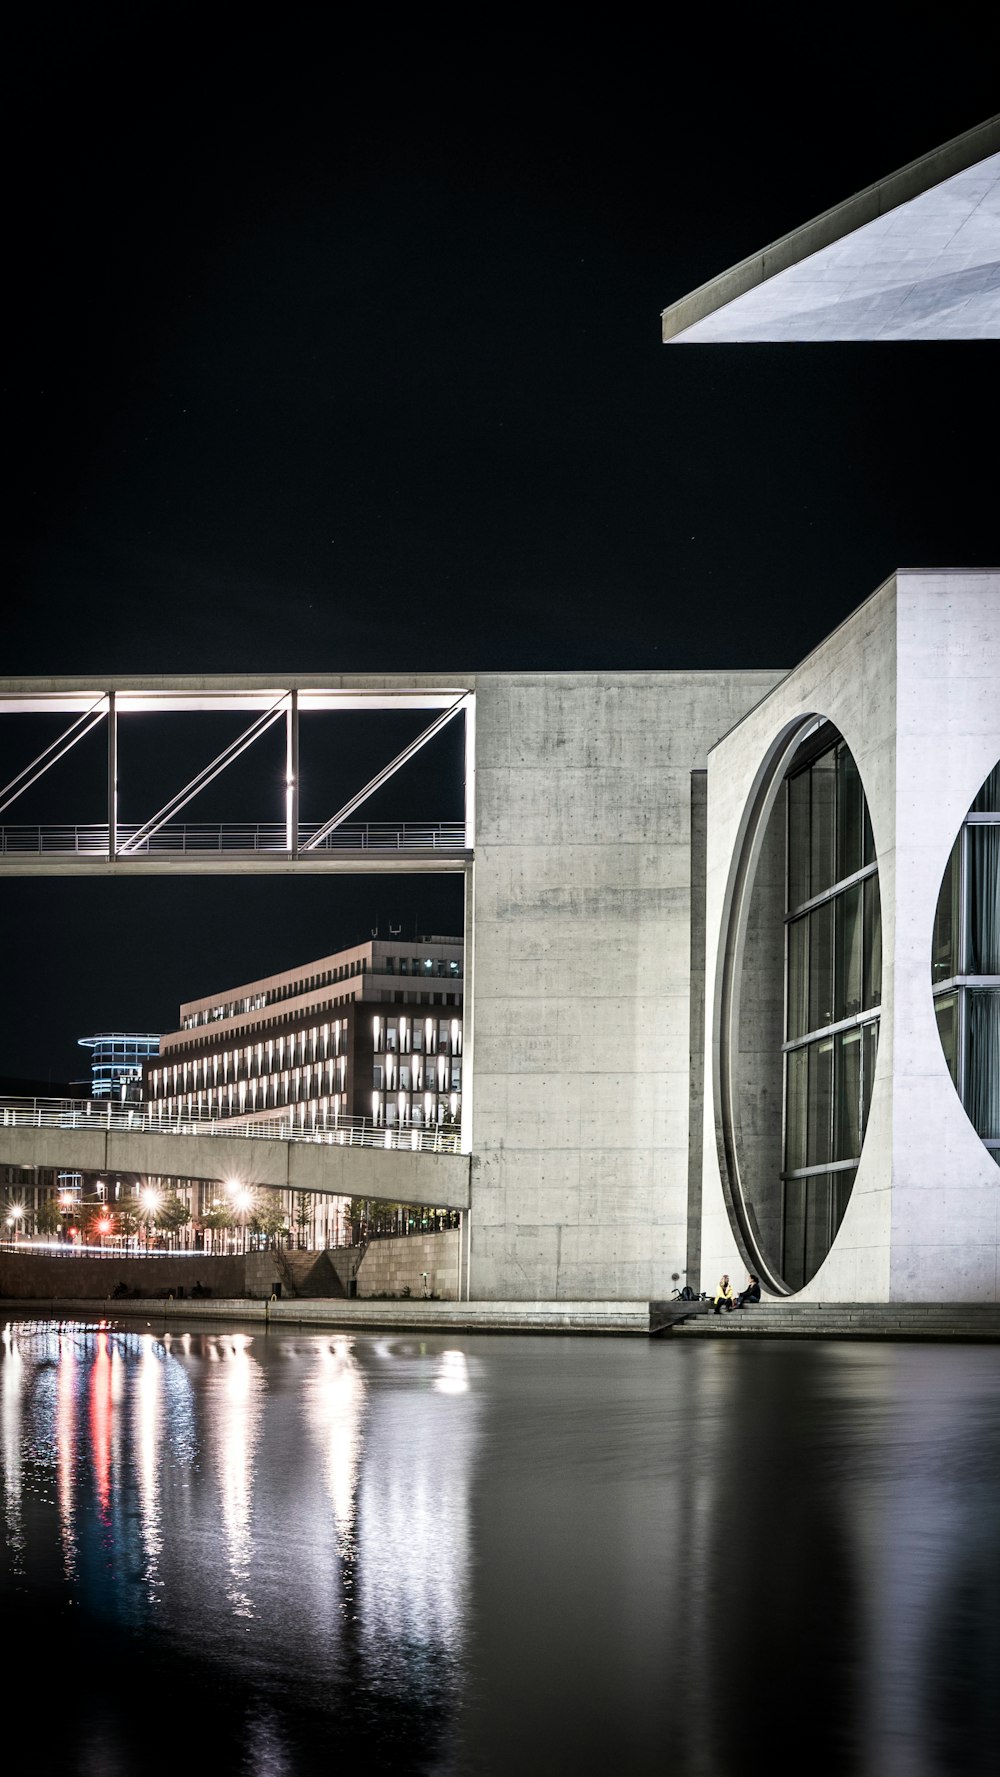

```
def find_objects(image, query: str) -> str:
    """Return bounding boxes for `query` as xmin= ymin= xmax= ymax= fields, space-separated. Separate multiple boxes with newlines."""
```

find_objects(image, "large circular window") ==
xmin=931 ymin=760 xmax=1000 ymax=1167
xmin=720 ymin=720 xmax=881 ymax=1292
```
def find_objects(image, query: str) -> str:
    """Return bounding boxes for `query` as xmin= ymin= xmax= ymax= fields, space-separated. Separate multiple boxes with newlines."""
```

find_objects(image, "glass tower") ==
xmin=78 ymin=1033 xmax=162 ymax=1103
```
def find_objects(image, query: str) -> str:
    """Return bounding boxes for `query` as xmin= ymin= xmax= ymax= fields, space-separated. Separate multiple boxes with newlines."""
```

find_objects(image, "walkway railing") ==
xmin=0 ymin=821 xmax=468 ymax=858
xmin=0 ymin=1097 xmax=462 ymax=1155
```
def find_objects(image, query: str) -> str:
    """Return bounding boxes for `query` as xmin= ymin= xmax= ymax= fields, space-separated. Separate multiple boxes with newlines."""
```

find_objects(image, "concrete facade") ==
xmin=700 ymin=570 xmax=1000 ymax=1303
xmin=356 ymin=1229 xmax=461 ymax=1301
xmin=467 ymin=670 xmax=779 ymax=1300
xmin=662 ymin=120 xmax=1000 ymax=342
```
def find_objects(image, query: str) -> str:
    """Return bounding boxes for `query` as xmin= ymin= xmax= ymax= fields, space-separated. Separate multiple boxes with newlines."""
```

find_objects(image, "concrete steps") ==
xmin=668 ymin=1302 xmax=1000 ymax=1340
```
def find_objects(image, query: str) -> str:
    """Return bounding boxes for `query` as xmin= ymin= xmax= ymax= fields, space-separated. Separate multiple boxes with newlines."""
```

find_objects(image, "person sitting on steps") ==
xmin=713 ymin=1274 xmax=735 ymax=1315
xmin=735 ymin=1274 xmax=761 ymax=1309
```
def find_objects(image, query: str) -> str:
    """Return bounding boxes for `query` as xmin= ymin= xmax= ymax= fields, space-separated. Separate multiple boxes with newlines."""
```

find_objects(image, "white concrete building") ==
xmin=697 ymin=570 xmax=999 ymax=1303
xmin=466 ymin=572 xmax=998 ymax=1304
xmin=661 ymin=115 xmax=1000 ymax=342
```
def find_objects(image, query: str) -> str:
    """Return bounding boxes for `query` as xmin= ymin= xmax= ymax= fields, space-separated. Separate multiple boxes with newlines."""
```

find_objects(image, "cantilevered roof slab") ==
xmin=662 ymin=116 xmax=1000 ymax=342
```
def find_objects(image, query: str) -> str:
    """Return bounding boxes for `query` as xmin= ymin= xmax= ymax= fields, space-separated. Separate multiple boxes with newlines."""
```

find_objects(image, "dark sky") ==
xmin=4 ymin=13 xmax=999 ymax=1084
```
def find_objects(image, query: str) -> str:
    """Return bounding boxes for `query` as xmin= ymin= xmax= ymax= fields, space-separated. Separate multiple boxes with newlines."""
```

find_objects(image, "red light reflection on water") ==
xmin=89 ymin=1328 xmax=113 ymax=1523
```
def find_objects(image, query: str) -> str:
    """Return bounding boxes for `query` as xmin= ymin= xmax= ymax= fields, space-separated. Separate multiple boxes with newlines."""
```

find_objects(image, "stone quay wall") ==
xmin=0 ymin=1250 xmax=248 ymax=1301
xmin=357 ymin=1230 xmax=461 ymax=1300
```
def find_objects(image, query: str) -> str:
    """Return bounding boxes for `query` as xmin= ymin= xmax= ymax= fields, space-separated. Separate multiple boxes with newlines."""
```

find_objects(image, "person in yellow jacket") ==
xmin=713 ymin=1273 xmax=735 ymax=1315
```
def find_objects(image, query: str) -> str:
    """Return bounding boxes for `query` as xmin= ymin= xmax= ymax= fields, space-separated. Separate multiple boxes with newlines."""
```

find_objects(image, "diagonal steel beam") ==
xmin=117 ymin=695 xmax=289 ymax=854
xmin=301 ymin=696 xmax=468 ymax=851
xmin=0 ymin=698 xmax=107 ymax=818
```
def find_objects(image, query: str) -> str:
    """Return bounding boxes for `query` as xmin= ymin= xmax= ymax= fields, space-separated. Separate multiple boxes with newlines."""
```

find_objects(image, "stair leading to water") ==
xmin=666 ymin=1301 xmax=1000 ymax=1340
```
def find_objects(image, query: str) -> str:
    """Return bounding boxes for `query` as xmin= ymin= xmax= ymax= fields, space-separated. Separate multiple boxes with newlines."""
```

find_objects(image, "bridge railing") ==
xmin=0 ymin=821 xmax=468 ymax=858
xmin=0 ymin=1097 xmax=462 ymax=1155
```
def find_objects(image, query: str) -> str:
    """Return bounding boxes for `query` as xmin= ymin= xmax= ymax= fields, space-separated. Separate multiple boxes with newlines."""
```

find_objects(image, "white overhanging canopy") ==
xmin=662 ymin=116 xmax=1000 ymax=342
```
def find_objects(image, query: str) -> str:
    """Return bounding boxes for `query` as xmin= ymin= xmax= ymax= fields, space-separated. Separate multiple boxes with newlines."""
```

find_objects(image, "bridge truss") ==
xmin=0 ymin=677 xmax=476 ymax=875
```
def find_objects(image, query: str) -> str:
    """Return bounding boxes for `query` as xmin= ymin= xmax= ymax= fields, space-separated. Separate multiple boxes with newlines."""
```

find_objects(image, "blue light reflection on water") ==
xmin=0 ymin=1320 xmax=998 ymax=1776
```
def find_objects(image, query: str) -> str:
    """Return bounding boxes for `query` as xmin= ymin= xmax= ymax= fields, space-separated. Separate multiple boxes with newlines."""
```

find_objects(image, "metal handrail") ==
xmin=0 ymin=821 xmax=468 ymax=857
xmin=0 ymin=1096 xmax=462 ymax=1155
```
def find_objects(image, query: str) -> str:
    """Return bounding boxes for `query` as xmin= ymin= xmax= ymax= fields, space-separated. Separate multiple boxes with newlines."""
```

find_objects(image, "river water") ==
xmin=1 ymin=1317 xmax=997 ymax=1776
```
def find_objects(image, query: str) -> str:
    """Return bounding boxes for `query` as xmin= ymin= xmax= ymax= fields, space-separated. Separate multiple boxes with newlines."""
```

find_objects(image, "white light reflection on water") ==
xmin=211 ymin=1333 xmax=265 ymax=1619
xmin=308 ymin=1337 xmax=365 ymax=1559
xmin=358 ymin=1340 xmax=479 ymax=1690
xmin=135 ymin=1333 xmax=164 ymax=1602
xmin=435 ymin=1349 xmax=469 ymax=1394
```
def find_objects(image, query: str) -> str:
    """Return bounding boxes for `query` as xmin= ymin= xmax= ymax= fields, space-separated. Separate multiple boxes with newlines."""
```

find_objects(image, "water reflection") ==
xmin=1 ymin=1324 xmax=24 ymax=1568
xmin=309 ymin=1336 xmax=365 ymax=1561
xmin=695 ymin=1347 xmax=864 ymax=1774
xmin=135 ymin=1334 xmax=163 ymax=1601
xmin=0 ymin=1319 xmax=996 ymax=1775
xmin=359 ymin=1340 xmax=476 ymax=1683
xmin=56 ymin=1327 xmax=78 ymax=1579
xmin=211 ymin=1332 xmax=265 ymax=1618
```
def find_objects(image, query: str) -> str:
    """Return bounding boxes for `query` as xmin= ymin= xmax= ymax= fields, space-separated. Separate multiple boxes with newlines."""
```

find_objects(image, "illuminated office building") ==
xmin=145 ymin=935 xmax=463 ymax=1132
xmin=78 ymin=1033 xmax=162 ymax=1103
xmin=143 ymin=936 xmax=464 ymax=1249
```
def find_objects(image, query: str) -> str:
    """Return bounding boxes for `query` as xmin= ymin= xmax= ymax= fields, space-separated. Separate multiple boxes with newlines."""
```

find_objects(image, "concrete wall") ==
xmin=0 ymin=1251 xmax=248 ymax=1300
xmin=356 ymin=1230 xmax=461 ymax=1300
xmin=889 ymin=574 xmax=1000 ymax=1298
xmin=701 ymin=570 xmax=1000 ymax=1303
xmin=469 ymin=670 xmax=779 ymax=1300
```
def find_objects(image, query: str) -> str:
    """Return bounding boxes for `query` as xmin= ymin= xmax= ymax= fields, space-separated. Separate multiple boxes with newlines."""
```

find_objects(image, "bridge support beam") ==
xmin=0 ymin=1127 xmax=471 ymax=1211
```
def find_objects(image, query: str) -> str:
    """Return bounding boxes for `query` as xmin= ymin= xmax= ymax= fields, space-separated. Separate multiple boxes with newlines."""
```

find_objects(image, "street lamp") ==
xmin=139 ymin=1186 xmax=161 ymax=1250
xmin=233 ymin=1188 xmax=254 ymax=1254
xmin=6 ymin=1202 xmax=25 ymax=1246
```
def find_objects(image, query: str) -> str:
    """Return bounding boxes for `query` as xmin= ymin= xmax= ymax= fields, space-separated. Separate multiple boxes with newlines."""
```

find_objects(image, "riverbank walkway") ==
xmin=2 ymin=1296 xmax=999 ymax=1338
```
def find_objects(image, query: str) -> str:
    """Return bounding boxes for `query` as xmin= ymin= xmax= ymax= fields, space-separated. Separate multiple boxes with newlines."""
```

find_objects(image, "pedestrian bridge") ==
xmin=0 ymin=1099 xmax=471 ymax=1211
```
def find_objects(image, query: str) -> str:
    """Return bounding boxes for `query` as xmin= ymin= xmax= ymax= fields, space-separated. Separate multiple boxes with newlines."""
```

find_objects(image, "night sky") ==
xmin=4 ymin=16 xmax=998 ymax=1085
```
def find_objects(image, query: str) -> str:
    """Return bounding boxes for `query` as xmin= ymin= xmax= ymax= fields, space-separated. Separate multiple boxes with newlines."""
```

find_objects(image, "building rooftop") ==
xmin=661 ymin=116 xmax=1000 ymax=342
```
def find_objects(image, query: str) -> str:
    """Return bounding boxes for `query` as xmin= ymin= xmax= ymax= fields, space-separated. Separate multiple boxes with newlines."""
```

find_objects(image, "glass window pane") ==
xmin=932 ymin=836 xmax=961 ymax=983
xmin=788 ymin=770 xmax=810 ymax=910
xmin=837 ymin=744 xmax=863 ymax=880
xmin=968 ymin=825 xmax=1000 ymax=975
xmin=863 ymin=803 xmax=875 ymax=867
xmin=863 ymin=876 xmax=883 ymax=1010
xmin=809 ymin=900 xmax=835 ymax=1032
xmin=810 ymin=749 xmax=837 ymax=897
xmin=968 ymin=989 xmax=1000 ymax=1141
xmin=787 ymin=916 xmax=809 ymax=1041
xmin=835 ymin=882 xmax=863 ymax=1020
xmin=972 ymin=762 xmax=1000 ymax=813
xmin=783 ymin=1177 xmax=806 ymax=1293
xmin=804 ymin=1174 xmax=832 ymax=1283
xmin=785 ymin=1046 xmax=808 ymax=1172
xmin=834 ymin=1027 xmax=862 ymax=1161
xmin=862 ymin=1021 xmax=879 ymax=1131
xmin=832 ymin=1168 xmax=856 ymax=1243
xmin=807 ymin=1037 xmax=834 ymax=1167
xmin=935 ymin=992 xmax=959 ymax=1086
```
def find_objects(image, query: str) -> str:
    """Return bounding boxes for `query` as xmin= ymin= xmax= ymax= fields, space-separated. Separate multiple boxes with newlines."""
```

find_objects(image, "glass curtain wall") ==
xmin=931 ymin=761 xmax=1000 ymax=1165
xmin=782 ymin=733 xmax=881 ymax=1290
